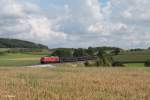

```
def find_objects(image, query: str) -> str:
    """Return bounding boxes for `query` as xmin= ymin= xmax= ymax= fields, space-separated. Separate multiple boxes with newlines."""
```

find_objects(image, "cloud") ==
xmin=87 ymin=0 xmax=150 ymax=48
xmin=0 ymin=0 xmax=150 ymax=48
xmin=0 ymin=0 xmax=67 ymax=47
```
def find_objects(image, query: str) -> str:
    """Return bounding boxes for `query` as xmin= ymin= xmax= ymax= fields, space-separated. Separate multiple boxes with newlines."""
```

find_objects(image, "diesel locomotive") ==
xmin=40 ymin=56 xmax=97 ymax=64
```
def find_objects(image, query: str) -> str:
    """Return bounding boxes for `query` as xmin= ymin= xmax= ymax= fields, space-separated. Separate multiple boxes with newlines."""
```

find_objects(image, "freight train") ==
xmin=40 ymin=56 xmax=97 ymax=64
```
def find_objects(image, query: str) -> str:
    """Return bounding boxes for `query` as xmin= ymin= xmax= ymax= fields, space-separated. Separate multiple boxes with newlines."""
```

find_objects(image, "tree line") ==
xmin=51 ymin=47 xmax=122 ymax=57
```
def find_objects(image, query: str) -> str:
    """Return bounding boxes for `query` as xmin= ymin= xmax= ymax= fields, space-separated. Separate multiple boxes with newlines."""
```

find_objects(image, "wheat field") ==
xmin=0 ymin=67 xmax=150 ymax=100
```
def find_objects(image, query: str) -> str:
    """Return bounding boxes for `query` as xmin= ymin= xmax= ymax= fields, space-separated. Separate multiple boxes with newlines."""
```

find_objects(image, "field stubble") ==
xmin=0 ymin=67 xmax=150 ymax=100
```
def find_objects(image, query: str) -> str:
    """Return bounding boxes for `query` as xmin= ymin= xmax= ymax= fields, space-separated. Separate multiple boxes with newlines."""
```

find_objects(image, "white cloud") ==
xmin=0 ymin=0 xmax=150 ymax=48
xmin=0 ymin=0 xmax=67 ymax=47
xmin=0 ymin=0 xmax=23 ymax=17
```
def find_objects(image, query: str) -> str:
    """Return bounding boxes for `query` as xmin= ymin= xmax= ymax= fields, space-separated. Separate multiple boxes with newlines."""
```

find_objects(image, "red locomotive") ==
xmin=40 ymin=56 xmax=60 ymax=64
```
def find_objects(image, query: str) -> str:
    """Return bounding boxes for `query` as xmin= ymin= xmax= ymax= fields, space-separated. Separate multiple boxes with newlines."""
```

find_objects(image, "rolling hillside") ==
xmin=0 ymin=38 xmax=48 ymax=49
xmin=113 ymin=50 xmax=150 ymax=63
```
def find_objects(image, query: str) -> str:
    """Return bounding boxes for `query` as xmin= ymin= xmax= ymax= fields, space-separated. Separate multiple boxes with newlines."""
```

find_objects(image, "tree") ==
xmin=111 ymin=48 xmax=121 ymax=55
xmin=97 ymin=49 xmax=105 ymax=57
xmin=95 ymin=58 xmax=103 ymax=67
xmin=87 ymin=47 xmax=95 ymax=56
xmin=96 ymin=49 xmax=111 ymax=66
xmin=144 ymin=59 xmax=150 ymax=67
xmin=73 ymin=48 xmax=88 ymax=57
xmin=52 ymin=49 xmax=72 ymax=57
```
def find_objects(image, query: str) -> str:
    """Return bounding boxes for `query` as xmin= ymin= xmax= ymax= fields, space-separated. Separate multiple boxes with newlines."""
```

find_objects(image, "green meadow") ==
xmin=113 ymin=50 xmax=150 ymax=67
xmin=0 ymin=53 xmax=46 ymax=67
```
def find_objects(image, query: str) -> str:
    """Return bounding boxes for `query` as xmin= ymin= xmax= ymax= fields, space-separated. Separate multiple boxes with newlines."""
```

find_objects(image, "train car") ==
xmin=76 ymin=56 xmax=87 ymax=61
xmin=40 ymin=56 xmax=60 ymax=64
xmin=86 ymin=56 xmax=98 ymax=60
xmin=60 ymin=57 xmax=78 ymax=62
xmin=77 ymin=56 xmax=98 ymax=61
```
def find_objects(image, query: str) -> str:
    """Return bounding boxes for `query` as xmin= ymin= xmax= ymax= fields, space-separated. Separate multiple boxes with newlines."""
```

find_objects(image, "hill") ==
xmin=0 ymin=38 xmax=48 ymax=49
xmin=113 ymin=50 xmax=150 ymax=63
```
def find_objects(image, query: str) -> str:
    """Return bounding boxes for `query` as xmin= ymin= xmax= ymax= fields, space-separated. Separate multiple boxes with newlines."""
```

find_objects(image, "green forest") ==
xmin=0 ymin=38 xmax=48 ymax=49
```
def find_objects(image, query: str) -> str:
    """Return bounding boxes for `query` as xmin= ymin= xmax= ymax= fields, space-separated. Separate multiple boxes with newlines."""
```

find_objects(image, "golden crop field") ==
xmin=0 ymin=67 xmax=150 ymax=100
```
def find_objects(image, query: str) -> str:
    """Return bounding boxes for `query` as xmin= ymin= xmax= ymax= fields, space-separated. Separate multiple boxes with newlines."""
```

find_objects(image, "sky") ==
xmin=0 ymin=0 xmax=150 ymax=48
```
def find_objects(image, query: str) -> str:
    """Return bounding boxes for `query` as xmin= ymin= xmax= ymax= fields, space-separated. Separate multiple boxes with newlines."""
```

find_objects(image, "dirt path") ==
xmin=26 ymin=64 xmax=56 ymax=68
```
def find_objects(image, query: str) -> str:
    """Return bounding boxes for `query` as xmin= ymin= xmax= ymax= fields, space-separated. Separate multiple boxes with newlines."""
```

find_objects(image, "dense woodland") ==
xmin=0 ymin=38 xmax=48 ymax=49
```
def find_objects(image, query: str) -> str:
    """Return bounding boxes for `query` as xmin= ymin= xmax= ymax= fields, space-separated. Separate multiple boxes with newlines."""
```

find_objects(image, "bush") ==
xmin=95 ymin=60 xmax=101 ymax=67
xmin=94 ymin=59 xmax=104 ymax=67
xmin=112 ymin=62 xmax=124 ymax=67
xmin=97 ymin=50 xmax=112 ymax=67
xmin=144 ymin=60 xmax=150 ymax=67
xmin=84 ymin=61 xmax=90 ymax=67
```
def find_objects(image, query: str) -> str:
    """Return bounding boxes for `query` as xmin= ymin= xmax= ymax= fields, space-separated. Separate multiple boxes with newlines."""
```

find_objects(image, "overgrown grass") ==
xmin=0 ymin=67 xmax=150 ymax=100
